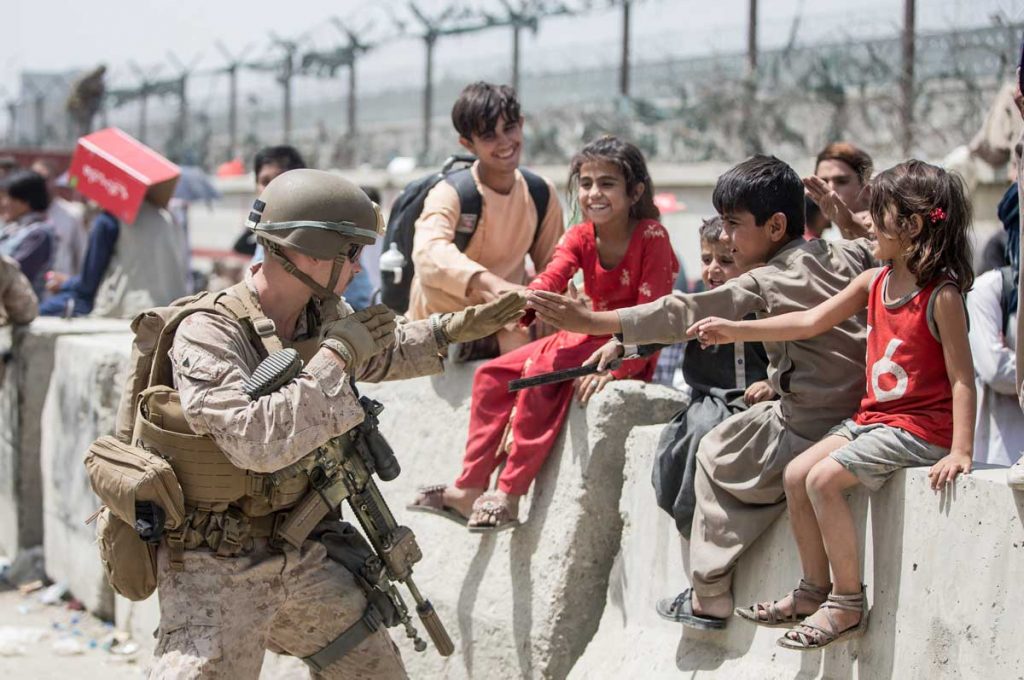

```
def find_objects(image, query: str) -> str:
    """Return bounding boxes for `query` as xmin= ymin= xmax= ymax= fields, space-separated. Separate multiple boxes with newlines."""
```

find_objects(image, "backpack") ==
xmin=379 ymin=154 xmax=551 ymax=313
xmin=84 ymin=283 xmax=279 ymax=600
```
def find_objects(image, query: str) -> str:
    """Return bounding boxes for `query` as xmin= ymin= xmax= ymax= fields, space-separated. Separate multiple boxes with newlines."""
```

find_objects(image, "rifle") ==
xmin=507 ymin=343 xmax=663 ymax=392
xmin=244 ymin=349 xmax=454 ymax=657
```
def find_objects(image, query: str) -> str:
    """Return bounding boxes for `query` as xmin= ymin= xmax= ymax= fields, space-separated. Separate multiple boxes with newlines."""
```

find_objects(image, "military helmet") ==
xmin=246 ymin=168 xmax=384 ymax=260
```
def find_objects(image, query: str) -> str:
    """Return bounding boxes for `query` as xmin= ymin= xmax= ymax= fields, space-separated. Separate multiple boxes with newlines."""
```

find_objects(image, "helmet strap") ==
xmin=265 ymin=243 xmax=340 ymax=302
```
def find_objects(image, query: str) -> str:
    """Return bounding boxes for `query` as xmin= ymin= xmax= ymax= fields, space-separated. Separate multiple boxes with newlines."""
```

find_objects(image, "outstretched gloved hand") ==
xmin=442 ymin=292 xmax=526 ymax=343
xmin=322 ymin=304 xmax=397 ymax=367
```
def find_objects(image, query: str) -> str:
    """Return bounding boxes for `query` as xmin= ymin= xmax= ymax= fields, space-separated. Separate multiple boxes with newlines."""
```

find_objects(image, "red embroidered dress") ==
xmin=455 ymin=219 xmax=678 ymax=495
xmin=853 ymin=267 xmax=956 ymax=448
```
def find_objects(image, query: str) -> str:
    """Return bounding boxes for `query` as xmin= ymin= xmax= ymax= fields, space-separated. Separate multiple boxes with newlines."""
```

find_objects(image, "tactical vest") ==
xmin=117 ymin=280 xmax=324 ymax=563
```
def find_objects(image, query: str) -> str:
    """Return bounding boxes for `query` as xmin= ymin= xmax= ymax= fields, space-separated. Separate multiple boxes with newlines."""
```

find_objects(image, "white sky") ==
xmin=3 ymin=0 xmax=1022 ymax=104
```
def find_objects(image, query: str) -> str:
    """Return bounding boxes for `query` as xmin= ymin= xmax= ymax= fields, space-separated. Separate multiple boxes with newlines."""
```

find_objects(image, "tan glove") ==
xmin=321 ymin=304 xmax=397 ymax=367
xmin=442 ymin=292 xmax=526 ymax=343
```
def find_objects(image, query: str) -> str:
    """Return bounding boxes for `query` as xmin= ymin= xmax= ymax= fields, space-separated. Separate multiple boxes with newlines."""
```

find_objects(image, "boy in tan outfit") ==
xmin=529 ymin=155 xmax=876 ymax=628
xmin=407 ymin=82 xmax=563 ymax=357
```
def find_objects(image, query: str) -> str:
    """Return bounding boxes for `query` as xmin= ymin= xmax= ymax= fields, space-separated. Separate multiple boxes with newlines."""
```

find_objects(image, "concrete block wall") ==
xmin=0 ymin=317 xmax=129 ymax=558
xmin=570 ymin=424 xmax=1024 ymax=680
xmin=16 ymin=324 xmax=1024 ymax=678
xmin=40 ymin=333 xmax=133 ymax=620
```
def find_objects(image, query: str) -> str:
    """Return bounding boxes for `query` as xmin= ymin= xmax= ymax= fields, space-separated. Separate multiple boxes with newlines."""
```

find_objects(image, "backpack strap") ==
xmin=1000 ymin=264 xmax=1016 ymax=334
xmin=448 ymin=168 xmax=482 ymax=253
xmin=216 ymin=281 xmax=285 ymax=357
xmin=448 ymin=166 xmax=551 ymax=254
xmin=521 ymin=168 xmax=551 ymax=252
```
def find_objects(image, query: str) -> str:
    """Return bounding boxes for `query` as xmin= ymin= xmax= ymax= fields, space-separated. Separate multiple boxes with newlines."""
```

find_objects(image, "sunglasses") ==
xmin=345 ymin=243 xmax=364 ymax=261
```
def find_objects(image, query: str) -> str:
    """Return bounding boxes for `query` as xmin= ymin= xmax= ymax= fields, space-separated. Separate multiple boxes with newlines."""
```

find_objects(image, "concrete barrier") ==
xmin=360 ymin=371 xmax=687 ymax=679
xmin=0 ymin=317 xmax=130 ymax=558
xmin=570 ymin=424 xmax=1024 ymax=679
xmin=40 ymin=333 xmax=133 ymax=619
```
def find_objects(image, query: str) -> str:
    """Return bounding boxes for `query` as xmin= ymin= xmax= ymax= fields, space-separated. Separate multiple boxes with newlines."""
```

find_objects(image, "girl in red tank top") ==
xmin=690 ymin=160 xmax=976 ymax=651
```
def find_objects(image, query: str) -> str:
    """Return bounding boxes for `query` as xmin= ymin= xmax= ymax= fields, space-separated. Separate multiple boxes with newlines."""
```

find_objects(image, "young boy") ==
xmin=653 ymin=217 xmax=774 ymax=547
xmin=407 ymin=81 xmax=564 ymax=357
xmin=529 ymin=155 xmax=876 ymax=628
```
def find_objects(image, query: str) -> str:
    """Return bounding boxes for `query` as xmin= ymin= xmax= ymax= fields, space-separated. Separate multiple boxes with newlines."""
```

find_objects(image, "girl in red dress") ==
xmin=409 ymin=136 xmax=678 ymax=532
xmin=692 ymin=160 xmax=975 ymax=650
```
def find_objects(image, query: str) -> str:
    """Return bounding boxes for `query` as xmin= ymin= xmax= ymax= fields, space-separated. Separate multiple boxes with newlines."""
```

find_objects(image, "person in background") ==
xmin=31 ymin=159 xmax=86 ymax=279
xmin=39 ymin=193 xmax=188 ymax=319
xmin=0 ymin=170 xmax=54 ymax=296
xmin=804 ymin=194 xmax=831 ymax=241
xmin=232 ymin=145 xmax=308 ymax=259
xmin=968 ymin=187 xmax=1024 ymax=468
xmin=803 ymin=142 xmax=873 ymax=240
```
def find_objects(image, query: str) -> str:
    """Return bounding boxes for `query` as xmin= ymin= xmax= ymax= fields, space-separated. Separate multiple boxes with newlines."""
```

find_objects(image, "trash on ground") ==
xmin=52 ymin=637 xmax=86 ymax=656
xmin=38 ymin=582 xmax=68 ymax=605
xmin=17 ymin=579 xmax=44 ymax=595
xmin=0 ymin=625 xmax=49 ymax=657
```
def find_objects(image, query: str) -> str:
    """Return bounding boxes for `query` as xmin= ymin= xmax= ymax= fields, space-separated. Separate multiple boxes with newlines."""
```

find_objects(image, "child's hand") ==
xmin=575 ymin=372 xmax=614 ymax=406
xmin=582 ymin=339 xmax=624 ymax=371
xmin=927 ymin=449 xmax=972 ymax=490
xmin=527 ymin=281 xmax=594 ymax=333
xmin=743 ymin=380 xmax=775 ymax=405
xmin=686 ymin=317 xmax=739 ymax=347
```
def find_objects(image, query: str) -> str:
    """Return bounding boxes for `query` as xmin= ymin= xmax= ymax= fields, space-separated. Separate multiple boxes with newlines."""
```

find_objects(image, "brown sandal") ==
xmin=734 ymin=578 xmax=831 ymax=628
xmin=467 ymin=492 xmax=520 ymax=534
xmin=406 ymin=485 xmax=469 ymax=526
xmin=777 ymin=586 xmax=869 ymax=650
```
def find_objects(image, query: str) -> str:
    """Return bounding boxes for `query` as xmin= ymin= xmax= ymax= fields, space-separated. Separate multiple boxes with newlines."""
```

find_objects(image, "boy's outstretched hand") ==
xmin=687 ymin=316 xmax=740 ymax=348
xmin=527 ymin=281 xmax=595 ymax=334
xmin=583 ymin=338 xmax=625 ymax=371
xmin=927 ymin=449 xmax=972 ymax=490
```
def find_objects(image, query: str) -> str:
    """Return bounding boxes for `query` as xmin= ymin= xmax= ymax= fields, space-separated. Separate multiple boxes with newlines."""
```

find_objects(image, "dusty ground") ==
xmin=0 ymin=586 xmax=147 ymax=680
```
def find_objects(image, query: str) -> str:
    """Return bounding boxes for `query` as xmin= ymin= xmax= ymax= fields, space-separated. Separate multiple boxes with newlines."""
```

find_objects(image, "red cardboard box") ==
xmin=67 ymin=128 xmax=180 ymax=224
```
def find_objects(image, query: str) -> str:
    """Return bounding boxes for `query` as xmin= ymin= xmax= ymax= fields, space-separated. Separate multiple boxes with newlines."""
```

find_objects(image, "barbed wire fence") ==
xmin=5 ymin=0 xmax=1023 ymax=169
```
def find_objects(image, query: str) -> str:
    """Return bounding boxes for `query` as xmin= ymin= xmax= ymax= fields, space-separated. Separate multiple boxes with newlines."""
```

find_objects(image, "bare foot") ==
xmin=691 ymin=591 xmax=733 ymax=620
xmin=441 ymin=486 xmax=485 ymax=519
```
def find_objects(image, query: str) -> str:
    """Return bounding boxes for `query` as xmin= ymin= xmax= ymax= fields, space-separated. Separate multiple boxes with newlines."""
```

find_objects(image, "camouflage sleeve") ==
xmin=356 ymin=317 xmax=445 ymax=383
xmin=0 ymin=255 xmax=39 ymax=326
xmin=170 ymin=312 xmax=366 ymax=473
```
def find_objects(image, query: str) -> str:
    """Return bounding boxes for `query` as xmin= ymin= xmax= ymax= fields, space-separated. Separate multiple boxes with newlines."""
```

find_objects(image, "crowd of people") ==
xmin=2 ymin=75 xmax=1024 ymax=673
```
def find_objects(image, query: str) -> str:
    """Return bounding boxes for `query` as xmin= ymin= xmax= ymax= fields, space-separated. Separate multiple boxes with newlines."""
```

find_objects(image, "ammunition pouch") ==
xmin=135 ymin=386 xmax=310 ymax=516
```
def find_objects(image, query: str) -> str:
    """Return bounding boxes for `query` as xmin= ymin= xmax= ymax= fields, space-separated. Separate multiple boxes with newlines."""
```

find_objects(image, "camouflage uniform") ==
xmin=149 ymin=267 xmax=444 ymax=680
xmin=0 ymin=254 xmax=38 ymax=327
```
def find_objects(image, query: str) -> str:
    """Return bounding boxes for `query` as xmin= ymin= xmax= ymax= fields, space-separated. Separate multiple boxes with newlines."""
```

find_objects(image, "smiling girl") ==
xmin=409 ymin=135 xmax=677 ymax=532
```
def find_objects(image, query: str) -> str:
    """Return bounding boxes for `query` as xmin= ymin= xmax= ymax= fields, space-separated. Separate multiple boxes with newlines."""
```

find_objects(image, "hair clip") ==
xmin=929 ymin=207 xmax=946 ymax=223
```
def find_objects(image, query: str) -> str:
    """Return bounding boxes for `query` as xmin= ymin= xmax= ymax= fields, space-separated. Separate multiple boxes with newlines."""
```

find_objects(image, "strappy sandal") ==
xmin=655 ymin=588 xmax=727 ymax=630
xmin=734 ymin=578 xmax=831 ymax=628
xmin=777 ymin=586 xmax=869 ymax=651
xmin=406 ymin=485 xmax=469 ymax=527
xmin=467 ymin=492 xmax=520 ymax=534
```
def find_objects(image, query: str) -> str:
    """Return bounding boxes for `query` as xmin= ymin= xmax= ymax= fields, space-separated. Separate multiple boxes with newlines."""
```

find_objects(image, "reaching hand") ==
xmin=686 ymin=317 xmax=739 ymax=348
xmin=575 ymin=372 xmax=614 ymax=406
xmin=527 ymin=281 xmax=594 ymax=333
xmin=582 ymin=338 xmax=624 ymax=372
xmin=927 ymin=450 xmax=972 ymax=491
xmin=442 ymin=292 xmax=526 ymax=343
xmin=321 ymin=304 xmax=397 ymax=367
